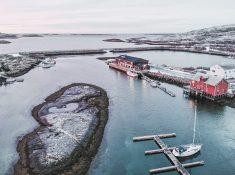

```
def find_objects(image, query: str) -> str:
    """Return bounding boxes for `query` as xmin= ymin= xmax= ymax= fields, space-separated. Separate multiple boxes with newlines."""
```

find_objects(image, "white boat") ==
xmin=39 ymin=58 xmax=56 ymax=68
xmin=40 ymin=63 xmax=53 ymax=68
xmin=150 ymin=81 xmax=158 ymax=87
xmin=6 ymin=78 xmax=16 ymax=84
xmin=15 ymin=78 xmax=24 ymax=82
xmin=43 ymin=58 xmax=56 ymax=65
xmin=105 ymin=59 xmax=115 ymax=65
xmin=173 ymin=105 xmax=202 ymax=158
xmin=127 ymin=70 xmax=138 ymax=78
xmin=172 ymin=144 xmax=202 ymax=158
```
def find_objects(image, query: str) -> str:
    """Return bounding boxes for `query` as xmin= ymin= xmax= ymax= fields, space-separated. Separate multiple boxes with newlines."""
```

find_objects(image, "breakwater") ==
xmin=20 ymin=49 xmax=107 ymax=57
xmin=110 ymin=46 xmax=231 ymax=57
xmin=19 ymin=45 xmax=232 ymax=58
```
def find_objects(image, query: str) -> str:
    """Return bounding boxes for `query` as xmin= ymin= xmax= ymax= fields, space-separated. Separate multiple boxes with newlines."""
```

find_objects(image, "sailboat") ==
xmin=172 ymin=104 xmax=202 ymax=158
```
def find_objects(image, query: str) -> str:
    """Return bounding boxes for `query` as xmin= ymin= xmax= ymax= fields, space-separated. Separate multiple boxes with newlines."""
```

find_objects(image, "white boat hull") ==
xmin=172 ymin=144 xmax=202 ymax=158
xmin=127 ymin=70 xmax=138 ymax=77
xmin=150 ymin=81 xmax=158 ymax=87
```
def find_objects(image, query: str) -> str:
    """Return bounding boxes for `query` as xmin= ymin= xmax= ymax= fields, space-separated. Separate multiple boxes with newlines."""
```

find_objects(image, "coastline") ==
xmin=0 ymin=45 xmax=233 ymax=80
xmin=13 ymin=83 xmax=109 ymax=175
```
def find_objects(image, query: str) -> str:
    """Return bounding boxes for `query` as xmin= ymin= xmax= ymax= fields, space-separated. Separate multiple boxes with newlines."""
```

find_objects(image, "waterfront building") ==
xmin=226 ymin=78 xmax=235 ymax=95
xmin=183 ymin=75 xmax=229 ymax=100
xmin=210 ymin=65 xmax=235 ymax=79
xmin=108 ymin=55 xmax=149 ymax=77
xmin=189 ymin=76 xmax=228 ymax=98
xmin=115 ymin=55 xmax=149 ymax=70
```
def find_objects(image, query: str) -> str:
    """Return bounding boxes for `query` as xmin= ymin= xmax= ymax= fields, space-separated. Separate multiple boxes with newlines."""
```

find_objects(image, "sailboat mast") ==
xmin=193 ymin=104 xmax=197 ymax=144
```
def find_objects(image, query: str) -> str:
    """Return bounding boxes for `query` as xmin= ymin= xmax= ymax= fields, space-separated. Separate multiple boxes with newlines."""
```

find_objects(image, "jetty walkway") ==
xmin=137 ymin=71 xmax=176 ymax=97
xmin=133 ymin=133 xmax=204 ymax=175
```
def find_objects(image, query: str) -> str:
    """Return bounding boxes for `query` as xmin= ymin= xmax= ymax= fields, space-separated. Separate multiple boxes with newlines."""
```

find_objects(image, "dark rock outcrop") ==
xmin=0 ymin=54 xmax=44 ymax=77
xmin=0 ymin=40 xmax=11 ymax=44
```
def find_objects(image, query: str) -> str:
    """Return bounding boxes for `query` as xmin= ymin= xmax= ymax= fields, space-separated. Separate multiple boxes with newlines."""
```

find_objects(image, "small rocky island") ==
xmin=14 ymin=83 xmax=109 ymax=175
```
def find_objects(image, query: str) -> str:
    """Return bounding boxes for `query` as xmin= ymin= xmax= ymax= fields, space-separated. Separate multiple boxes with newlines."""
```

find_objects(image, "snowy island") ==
xmin=14 ymin=83 xmax=109 ymax=175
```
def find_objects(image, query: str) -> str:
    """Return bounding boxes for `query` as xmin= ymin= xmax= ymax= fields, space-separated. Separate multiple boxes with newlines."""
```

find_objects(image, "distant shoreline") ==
xmin=0 ymin=46 xmax=232 ymax=80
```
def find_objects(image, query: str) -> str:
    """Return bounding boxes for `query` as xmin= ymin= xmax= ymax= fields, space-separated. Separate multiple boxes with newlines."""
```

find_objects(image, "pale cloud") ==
xmin=0 ymin=0 xmax=234 ymax=33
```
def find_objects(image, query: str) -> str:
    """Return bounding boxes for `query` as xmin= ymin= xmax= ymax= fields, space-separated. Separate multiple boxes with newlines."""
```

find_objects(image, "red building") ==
xmin=115 ymin=55 xmax=149 ymax=70
xmin=109 ymin=55 xmax=149 ymax=75
xmin=190 ymin=76 xmax=228 ymax=97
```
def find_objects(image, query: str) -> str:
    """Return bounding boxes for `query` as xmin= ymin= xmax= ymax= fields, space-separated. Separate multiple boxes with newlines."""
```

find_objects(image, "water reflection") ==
xmin=188 ymin=99 xmax=226 ymax=116
xmin=128 ymin=77 xmax=135 ymax=94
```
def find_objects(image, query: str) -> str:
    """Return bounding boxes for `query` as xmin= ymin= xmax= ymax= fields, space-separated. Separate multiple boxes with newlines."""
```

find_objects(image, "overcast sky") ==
xmin=0 ymin=0 xmax=234 ymax=33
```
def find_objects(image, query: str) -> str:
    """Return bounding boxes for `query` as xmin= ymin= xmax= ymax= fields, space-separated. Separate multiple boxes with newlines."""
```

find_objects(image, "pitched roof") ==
xmin=193 ymin=75 xmax=226 ymax=86
xmin=118 ymin=55 xmax=148 ymax=64
xmin=205 ymin=76 xmax=225 ymax=86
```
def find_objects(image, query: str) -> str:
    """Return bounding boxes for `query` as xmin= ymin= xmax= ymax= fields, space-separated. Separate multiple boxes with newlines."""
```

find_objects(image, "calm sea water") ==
xmin=0 ymin=36 xmax=235 ymax=175
xmin=0 ymin=35 xmax=142 ymax=54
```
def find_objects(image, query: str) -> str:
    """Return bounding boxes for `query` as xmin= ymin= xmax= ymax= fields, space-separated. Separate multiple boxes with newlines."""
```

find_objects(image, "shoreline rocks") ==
xmin=0 ymin=33 xmax=18 ymax=39
xmin=103 ymin=38 xmax=125 ymax=42
xmin=13 ymin=83 xmax=109 ymax=175
xmin=0 ymin=40 xmax=11 ymax=44
xmin=21 ymin=34 xmax=43 ymax=38
xmin=0 ymin=54 xmax=44 ymax=77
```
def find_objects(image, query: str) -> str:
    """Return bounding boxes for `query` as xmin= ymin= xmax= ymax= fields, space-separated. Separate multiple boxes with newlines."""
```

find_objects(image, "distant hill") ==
xmin=181 ymin=24 xmax=235 ymax=44
xmin=0 ymin=32 xmax=18 ymax=39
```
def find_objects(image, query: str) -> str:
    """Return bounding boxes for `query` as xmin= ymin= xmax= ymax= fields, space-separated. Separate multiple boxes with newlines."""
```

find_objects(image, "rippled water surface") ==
xmin=0 ymin=36 xmax=235 ymax=175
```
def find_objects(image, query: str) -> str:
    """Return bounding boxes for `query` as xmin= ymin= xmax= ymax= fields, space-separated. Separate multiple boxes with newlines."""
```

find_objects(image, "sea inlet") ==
xmin=0 ymin=35 xmax=235 ymax=175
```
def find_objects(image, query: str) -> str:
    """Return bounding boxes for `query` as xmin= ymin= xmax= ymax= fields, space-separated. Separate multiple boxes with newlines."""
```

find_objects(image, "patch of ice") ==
xmin=48 ymin=103 xmax=78 ymax=113
xmin=38 ymin=107 xmax=99 ymax=165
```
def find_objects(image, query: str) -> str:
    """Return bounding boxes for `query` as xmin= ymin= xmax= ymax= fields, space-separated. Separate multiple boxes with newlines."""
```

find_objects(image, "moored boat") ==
xmin=127 ymin=70 xmax=138 ymax=78
xmin=172 ymin=104 xmax=202 ymax=158
xmin=39 ymin=58 xmax=56 ymax=68
xmin=6 ymin=78 xmax=16 ymax=84
xmin=172 ymin=144 xmax=202 ymax=157
xmin=43 ymin=57 xmax=56 ymax=65
xmin=105 ymin=59 xmax=115 ymax=65
xmin=150 ymin=81 xmax=158 ymax=87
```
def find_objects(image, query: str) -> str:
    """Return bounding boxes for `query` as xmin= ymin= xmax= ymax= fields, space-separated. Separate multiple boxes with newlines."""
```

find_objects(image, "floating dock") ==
xmin=133 ymin=133 xmax=204 ymax=175
xmin=139 ymin=72 xmax=176 ymax=97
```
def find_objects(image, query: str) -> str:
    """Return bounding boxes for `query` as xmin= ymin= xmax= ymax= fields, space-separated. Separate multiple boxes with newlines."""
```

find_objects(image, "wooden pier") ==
xmin=145 ymin=72 xmax=191 ymax=87
xmin=133 ymin=133 xmax=204 ymax=175
xmin=139 ymin=72 xmax=176 ymax=97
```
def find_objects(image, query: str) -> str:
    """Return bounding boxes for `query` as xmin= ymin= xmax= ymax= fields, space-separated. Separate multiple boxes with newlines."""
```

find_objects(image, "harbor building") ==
xmin=210 ymin=65 xmax=235 ymax=79
xmin=184 ymin=76 xmax=229 ymax=100
xmin=115 ymin=55 xmax=149 ymax=70
xmin=108 ymin=55 xmax=149 ymax=77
